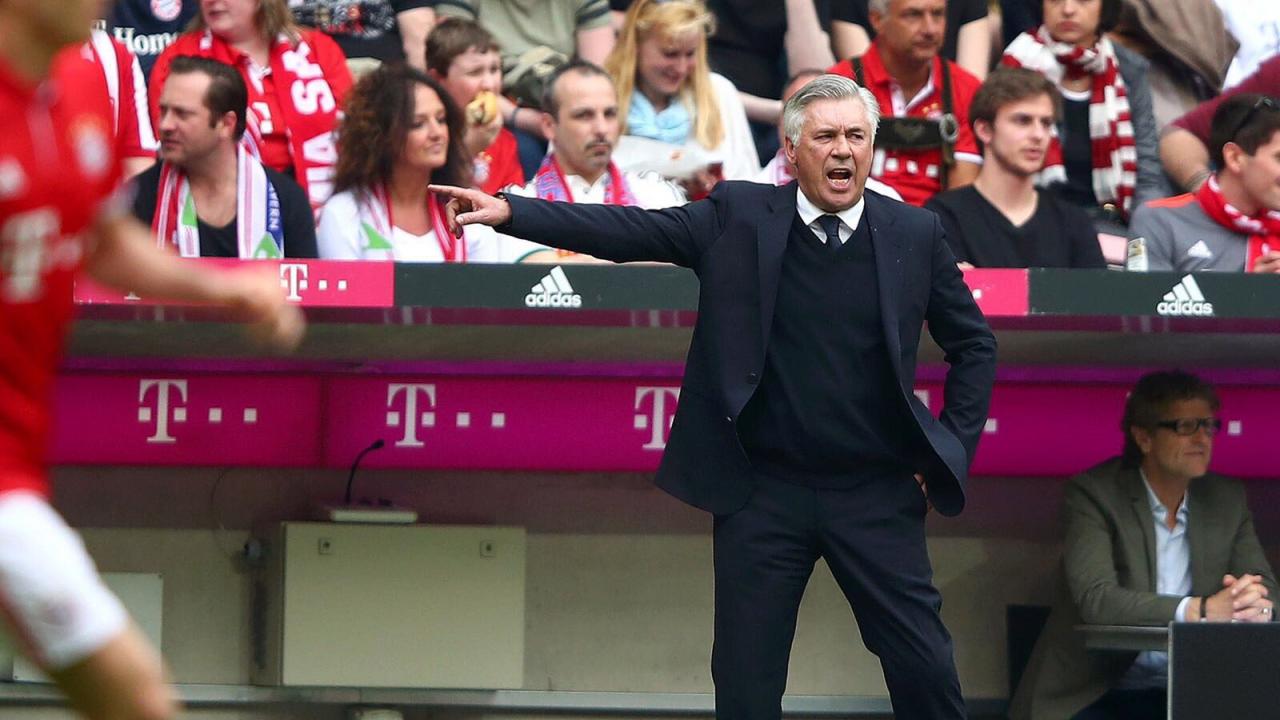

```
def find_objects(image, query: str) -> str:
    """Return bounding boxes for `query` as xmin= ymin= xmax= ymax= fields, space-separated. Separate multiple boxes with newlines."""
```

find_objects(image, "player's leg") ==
xmin=0 ymin=490 xmax=178 ymax=720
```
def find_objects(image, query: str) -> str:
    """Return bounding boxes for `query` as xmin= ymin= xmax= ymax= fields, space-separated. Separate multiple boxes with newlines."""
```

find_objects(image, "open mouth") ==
xmin=826 ymin=167 xmax=853 ymax=190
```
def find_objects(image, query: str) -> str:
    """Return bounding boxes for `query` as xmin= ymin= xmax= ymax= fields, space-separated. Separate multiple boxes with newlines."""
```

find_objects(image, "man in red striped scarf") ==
xmin=1127 ymin=94 xmax=1280 ymax=274
xmin=501 ymin=60 xmax=684 ymax=264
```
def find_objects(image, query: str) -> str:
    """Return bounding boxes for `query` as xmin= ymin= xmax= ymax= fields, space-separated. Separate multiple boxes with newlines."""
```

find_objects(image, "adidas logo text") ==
xmin=1156 ymin=274 xmax=1213 ymax=317
xmin=525 ymin=266 xmax=582 ymax=308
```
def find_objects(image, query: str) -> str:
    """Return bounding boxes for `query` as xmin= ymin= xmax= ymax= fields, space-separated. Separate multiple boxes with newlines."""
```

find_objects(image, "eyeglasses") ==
xmin=1227 ymin=96 xmax=1279 ymax=145
xmin=1153 ymin=417 xmax=1223 ymax=437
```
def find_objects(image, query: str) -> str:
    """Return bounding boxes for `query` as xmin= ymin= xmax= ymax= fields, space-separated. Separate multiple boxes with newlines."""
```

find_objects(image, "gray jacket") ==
xmin=1114 ymin=42 xmax=1173 ymax=210
xmin=1008 ymin=458 xmax=1277 ymax=720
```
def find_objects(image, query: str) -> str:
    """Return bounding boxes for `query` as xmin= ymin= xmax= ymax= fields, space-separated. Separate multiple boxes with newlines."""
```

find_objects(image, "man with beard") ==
xmin=502 ymin=60 xmax=684 ymax=263
xmin=926 ymin=67 xmax=1106 ymax=268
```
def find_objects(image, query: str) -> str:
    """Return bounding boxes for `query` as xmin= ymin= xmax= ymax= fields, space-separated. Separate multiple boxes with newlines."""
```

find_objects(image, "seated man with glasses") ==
xmin=1127 ymin=93 xmax=1280 ymax=273
xmin=1010 ymin=370 xmax=1277 ymax=720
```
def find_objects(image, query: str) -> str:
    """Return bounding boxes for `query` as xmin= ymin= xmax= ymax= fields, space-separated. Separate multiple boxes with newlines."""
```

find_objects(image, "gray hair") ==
xmin=782 ymin=74 xmax=881 ymax=146
xmin=868 ymin=0 xmax=889 ymax=14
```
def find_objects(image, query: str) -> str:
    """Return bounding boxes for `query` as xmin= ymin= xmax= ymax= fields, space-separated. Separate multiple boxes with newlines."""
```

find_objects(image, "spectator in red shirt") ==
xmin=86 ymin=28 xmax=159 ymax=179
xmin=828 ymin=0 xmax=983 ymax=206
xmin=425 ymin=17 xmax=525 ymax=194
xmin=1161 ymin=55 xmax=1280 ymax=193
xmin=149 ymin=0 xmax=353 ymax=212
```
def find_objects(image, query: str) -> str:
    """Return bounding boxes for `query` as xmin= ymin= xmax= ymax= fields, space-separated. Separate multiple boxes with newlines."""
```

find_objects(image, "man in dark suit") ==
xmin=1010 ymin=371 xmax=1276 ymax=720
xmin=431 ymin=74 xmax=998 ymax=720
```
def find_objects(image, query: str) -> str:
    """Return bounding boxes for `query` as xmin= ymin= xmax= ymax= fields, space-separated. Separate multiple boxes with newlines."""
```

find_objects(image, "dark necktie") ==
xmin=817 ymin=214 xmax=843 ymax=256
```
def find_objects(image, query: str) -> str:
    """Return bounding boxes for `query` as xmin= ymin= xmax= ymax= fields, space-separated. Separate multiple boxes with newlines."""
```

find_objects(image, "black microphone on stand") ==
xmin=344 ymin=439 xmax=386 ymax=505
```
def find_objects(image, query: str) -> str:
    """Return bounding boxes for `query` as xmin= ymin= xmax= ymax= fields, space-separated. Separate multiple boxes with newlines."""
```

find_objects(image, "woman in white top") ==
xmin=318 ymin=64 xmax=505 ymax=262
xmin=604 ymin=0 xmax=759 ymax=190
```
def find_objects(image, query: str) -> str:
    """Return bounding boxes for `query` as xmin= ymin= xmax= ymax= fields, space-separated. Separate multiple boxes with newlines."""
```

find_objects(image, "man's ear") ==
xmin=1131 ymin=426 xmax=1154 ymax=457
xmin=869 ymin=6 xmax=886 ymax=36
xmin=974 ymin=118 xmax=993 ymax=148
xmin=540 ymin=111 xmax=556 ymax=143
xmin=219 ymin=111 xmax=239 ymax=140
xmin=783 ymin=135 xmax=798 ymax=166
xmin=1222 ymin=141 xmax=1246 ymax=175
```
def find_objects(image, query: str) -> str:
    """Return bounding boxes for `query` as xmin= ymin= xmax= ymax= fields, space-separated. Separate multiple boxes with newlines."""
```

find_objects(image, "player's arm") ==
xmin=86 ymin=213 xmax=304 ymax=350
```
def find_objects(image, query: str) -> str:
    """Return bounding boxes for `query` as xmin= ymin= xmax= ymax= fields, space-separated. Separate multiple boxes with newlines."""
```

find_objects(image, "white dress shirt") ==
xmin=1116 ymin=471 xmax=1193 ymax=689
xmin=794 ymin=186 xmax=865 ymax=247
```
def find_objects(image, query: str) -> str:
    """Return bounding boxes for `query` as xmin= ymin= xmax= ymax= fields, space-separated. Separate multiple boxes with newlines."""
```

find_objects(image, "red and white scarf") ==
xmin=351 ymin=184 xmax=463 ymax=262
xmin=152 ymin=146 xmax=283 ymax=258
xmin=194 ymin=30 xmax=340 ymax=212
xmin=1196 ymin=174 xmax=1280 ymax=271
xmin=1002 ymin=26 xmax=1137 ymax=217
xmin=533 ymin=154 xmax=637 ymax=206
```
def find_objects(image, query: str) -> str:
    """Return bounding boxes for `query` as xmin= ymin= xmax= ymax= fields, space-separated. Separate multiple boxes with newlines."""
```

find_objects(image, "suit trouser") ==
xmin=711 ymin=474 xmax=965 ymax=720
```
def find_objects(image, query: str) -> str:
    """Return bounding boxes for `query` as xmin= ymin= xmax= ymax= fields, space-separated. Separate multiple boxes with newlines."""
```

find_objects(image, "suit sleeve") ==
xmin=1063 ymin=477 xmax=1185 ymax=625
xmin=502 ymin=182 xmax=731 ymax=269
xmin=1227 ymin=495 xmax=1279 ymax=612
xmin=924 ymin=213 xmax=996 ymax=465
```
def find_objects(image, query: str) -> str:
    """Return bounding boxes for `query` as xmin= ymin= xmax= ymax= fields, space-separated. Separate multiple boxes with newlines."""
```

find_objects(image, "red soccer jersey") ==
xmin=829 ymin=44 xmax=983 ymax=206
xmin=0 ymin=49 xmax=123 ymax=498
xmin=477 ymin=127 xmax=525 ymax=194
xmin=86 ymin=29 xmax=158 ymax=162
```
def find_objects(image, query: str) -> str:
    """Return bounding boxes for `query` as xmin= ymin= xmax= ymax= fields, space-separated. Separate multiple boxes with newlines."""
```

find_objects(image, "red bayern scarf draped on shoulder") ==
xmin=1002 ymin=26 xmax=1138 ymax=218
xmin=1197 ymin=174 xmax=1280 ymax=270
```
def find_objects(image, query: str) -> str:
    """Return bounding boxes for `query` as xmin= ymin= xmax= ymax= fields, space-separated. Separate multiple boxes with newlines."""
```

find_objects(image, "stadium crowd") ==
xmin=85 ymin=0 xmax=1278 ymax=270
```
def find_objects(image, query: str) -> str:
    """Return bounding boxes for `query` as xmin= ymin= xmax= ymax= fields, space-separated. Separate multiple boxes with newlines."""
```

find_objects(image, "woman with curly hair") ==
xmin=604 ymin=0 xmax=758 ymax=190
xmin=317 ymin=64 xmax=508 ymax=261
xmin=149 ymin=0 xmax=352 ymax=212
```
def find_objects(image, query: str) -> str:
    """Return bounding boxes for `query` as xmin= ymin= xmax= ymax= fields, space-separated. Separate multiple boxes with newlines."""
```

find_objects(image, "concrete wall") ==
xmin=2 ymin=466 xmax=1276 ymax=718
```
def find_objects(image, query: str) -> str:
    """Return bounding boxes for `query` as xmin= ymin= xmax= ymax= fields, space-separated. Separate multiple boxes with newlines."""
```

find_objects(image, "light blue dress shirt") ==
xmin=1115 ymin=471 xmax=1192 ymax=689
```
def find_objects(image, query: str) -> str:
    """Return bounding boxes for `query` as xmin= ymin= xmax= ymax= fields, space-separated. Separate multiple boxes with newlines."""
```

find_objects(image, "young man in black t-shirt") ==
xmin=926 ymin=67 xmax=1105 ymax=268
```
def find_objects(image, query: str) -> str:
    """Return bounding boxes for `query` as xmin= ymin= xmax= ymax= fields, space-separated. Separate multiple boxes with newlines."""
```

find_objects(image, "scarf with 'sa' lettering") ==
xmin=351 ymin=184 xmax=463 ymax=262
xmin=152 ymin=146 xmax=283 ymax=259
xmin=1002 ymin=26 xmax=1137 ymax=218
xmin=188 ymin=29 xmax=342 ymax=212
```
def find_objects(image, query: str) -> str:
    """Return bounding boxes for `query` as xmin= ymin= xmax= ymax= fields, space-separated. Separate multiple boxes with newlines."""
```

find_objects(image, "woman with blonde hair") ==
xmin=149 ymin=0 xmax=353 ymax=212
xmin=604 ymin=0 xmax=758 ymax=188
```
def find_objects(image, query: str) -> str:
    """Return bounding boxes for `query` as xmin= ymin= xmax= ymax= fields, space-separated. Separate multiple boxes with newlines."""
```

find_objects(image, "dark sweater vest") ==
xmin=736 ymin=213 xmax=914 ymax=487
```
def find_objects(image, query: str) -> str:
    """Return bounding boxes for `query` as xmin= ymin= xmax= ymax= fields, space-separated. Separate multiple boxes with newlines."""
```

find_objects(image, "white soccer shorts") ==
xmin=0 ymin=490 xmax=128 ymax=671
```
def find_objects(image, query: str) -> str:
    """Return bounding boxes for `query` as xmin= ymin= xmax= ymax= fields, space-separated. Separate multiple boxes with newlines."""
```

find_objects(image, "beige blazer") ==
xmin=1009 ymin=457 xmax=1277 ymax=720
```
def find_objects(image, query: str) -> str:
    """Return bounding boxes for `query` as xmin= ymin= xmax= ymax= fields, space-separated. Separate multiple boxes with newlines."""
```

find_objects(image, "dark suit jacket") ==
xmin=503 ymin=181 xmax=997 ymax=516
xmin=1009 ymin=457 xmax=1279 ymax=720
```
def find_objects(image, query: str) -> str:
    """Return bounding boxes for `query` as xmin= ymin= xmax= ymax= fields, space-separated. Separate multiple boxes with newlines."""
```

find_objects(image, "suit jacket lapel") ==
xmin=756 ymin=184 xmax=796 ymax=357
xmin=1186 ymin=480 xmax=1214 ymax=595
xmin=866 ymin=194 xmax=904 ymax=383
xmin=1125 ymin=470 xmax=1158 ymax=589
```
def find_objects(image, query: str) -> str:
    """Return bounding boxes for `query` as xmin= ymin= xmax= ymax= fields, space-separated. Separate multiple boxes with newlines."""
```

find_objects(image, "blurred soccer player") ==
xmin=0 ymin=2 xmax=303 ymax=718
